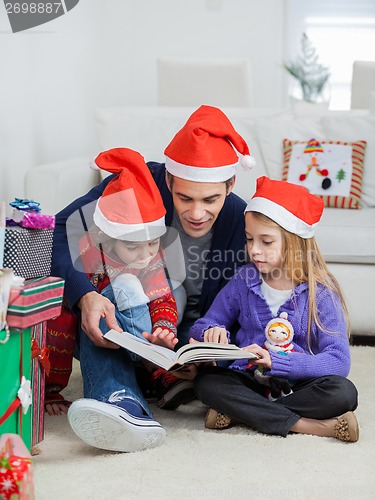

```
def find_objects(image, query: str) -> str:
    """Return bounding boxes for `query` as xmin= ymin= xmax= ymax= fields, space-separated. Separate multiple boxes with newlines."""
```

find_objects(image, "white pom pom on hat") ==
xmin=240 ymin=154 xmax=256 ymax=171
xmin=164 ymin=105 xmax=256 ymax=182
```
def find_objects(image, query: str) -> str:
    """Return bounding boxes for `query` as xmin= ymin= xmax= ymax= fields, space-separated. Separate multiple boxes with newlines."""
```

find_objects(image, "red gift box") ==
xmin=0 ymin=433 xmax=35 ymax=499
xmin=30 ymin=325 xmax=50 ymax=446
xmin=7 ymin=277 xmax=64 ymax=329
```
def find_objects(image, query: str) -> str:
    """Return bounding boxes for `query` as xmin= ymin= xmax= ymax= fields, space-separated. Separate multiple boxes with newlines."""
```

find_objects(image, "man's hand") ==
xmin=142 ymin=327 xmax=178 ymax=350
xmin=203 ymin=326 xmax=228 ymax=344
xmin=78 ymin=291 xmax=121 ymax=348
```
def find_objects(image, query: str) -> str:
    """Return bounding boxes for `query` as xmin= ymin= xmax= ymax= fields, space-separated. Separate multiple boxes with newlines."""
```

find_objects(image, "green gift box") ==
xmin=0 ymin=327 xmax=32 ymax=451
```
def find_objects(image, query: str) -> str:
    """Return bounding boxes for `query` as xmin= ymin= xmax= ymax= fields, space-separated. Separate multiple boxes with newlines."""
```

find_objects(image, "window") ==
xmin=286 ymin=0 xmax=375 ymax=109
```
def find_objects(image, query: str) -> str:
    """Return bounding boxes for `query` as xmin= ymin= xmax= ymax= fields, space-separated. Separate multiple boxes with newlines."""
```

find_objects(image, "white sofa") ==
xmin=25 ymin=105 xmax=375 ymax=338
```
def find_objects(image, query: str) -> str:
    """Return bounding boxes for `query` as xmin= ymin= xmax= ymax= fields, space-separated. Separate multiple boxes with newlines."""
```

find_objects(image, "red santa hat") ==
xmin=245 ymin=176 xmax=324 ymax=238
xmin=164 ymin=105 xmax=256 ymax=182
xmin=93 ymin=148 xmax=166 ymax=241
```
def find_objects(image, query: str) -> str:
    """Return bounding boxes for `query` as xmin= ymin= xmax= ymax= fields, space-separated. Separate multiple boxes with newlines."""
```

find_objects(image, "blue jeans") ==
xmin=104 ymin=273 xmax=152 ymax=344
xmin=78 ymin=275 xmax=187 ymax=417
xmin=79 ymin=274 xmax=153 ymax=416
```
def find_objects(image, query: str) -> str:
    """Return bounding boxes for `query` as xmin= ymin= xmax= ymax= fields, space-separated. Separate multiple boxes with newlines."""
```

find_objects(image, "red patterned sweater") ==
xmin=79 ymin=235 xmax=178 ymax=336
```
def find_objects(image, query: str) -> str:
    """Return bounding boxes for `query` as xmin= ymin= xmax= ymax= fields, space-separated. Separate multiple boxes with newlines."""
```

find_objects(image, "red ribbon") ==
xmin=31 ymin=338 xmax=51 ymax=376
xmin=0 ymin=398 xmax=21 ymax=426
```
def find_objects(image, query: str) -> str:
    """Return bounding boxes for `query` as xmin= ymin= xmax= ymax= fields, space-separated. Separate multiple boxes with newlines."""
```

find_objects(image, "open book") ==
xmin=104 ymin=329 xmax=258 ymax=371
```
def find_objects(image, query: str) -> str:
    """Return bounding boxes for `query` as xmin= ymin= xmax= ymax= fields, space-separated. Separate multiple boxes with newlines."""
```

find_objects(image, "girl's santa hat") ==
xmin=93 ymin=148 xmax=166 ymax=241
xmin=245 ymin=176 xmax=324 ymax=238
xmin=164 ymin=105 xmax=256 ymax=182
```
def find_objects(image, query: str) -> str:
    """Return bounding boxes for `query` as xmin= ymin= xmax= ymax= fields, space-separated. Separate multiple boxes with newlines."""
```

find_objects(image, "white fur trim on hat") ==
xmin=245 ymin=197 xmax=318 ymax=239
xmin=93 ymin=205 xmax=166 ymax=241
xmin=165 ymin=156 xmax=238 ymax=182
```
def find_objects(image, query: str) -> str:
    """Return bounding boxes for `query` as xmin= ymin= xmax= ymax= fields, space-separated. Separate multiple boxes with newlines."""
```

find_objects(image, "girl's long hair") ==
xmin=252 ymin=212 xmax=350 ymax=349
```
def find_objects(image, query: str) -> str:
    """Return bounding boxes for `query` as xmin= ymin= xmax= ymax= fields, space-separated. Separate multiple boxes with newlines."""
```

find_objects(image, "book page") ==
xmin=176 ymin=342 xmax=257 ymax=365
xmin=104 ymin=330 xmax=258 ymax=371
xmin=104 ymin=329 xmax=177 ymax=370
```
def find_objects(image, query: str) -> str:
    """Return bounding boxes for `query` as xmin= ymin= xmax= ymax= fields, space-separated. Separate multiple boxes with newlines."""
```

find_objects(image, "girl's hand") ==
xmin=203 ymin=326 xmax=228 ymax=344
xmin=142 ymin=328 xmax=178 ymax=350
xmin=242 ymin=344 xmax=272 ymax=369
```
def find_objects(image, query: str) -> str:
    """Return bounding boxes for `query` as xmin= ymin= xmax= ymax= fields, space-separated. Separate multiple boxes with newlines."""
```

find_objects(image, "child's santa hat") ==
xmin=164 ymin=105 xmax=256 ymax=182
xmin=245 ymin=176 xmax=324 ymax=238
xmin=93 ymin=148 xmax=166 ymax=241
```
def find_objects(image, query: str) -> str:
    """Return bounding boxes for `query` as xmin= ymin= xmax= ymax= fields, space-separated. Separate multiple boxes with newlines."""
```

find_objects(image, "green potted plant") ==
xmin=284 ymin=33 xmax=331 ymax=104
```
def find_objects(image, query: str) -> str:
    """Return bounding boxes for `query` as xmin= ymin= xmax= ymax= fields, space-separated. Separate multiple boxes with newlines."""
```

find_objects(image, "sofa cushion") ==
xmin=282 ymin=139 xmax=366 ymax=209
xmin=254 ymin=117 xmax=326 ymax=179
xmin=321 ymin=115 xmax=375 ymax=207
xmin=315 ymin=207 xmax=375 ymax=264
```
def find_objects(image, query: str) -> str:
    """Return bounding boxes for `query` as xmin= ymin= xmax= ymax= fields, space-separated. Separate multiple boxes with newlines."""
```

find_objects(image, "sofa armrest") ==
xmin=24 ymin=158 xmax=100 ymax=215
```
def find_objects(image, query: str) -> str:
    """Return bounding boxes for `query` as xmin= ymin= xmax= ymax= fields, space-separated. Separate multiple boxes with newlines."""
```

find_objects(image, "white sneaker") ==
xmin=68 ymin=398 xmax=166 ymax=452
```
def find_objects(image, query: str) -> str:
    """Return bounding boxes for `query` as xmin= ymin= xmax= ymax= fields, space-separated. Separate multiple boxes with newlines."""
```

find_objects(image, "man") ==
xmin=51 ymin=105 xmax=255 ymax=452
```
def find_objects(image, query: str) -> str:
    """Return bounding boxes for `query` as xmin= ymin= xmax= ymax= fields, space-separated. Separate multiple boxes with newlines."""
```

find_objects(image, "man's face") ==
xmin=167 ymin=175 xmax=233 ymax=238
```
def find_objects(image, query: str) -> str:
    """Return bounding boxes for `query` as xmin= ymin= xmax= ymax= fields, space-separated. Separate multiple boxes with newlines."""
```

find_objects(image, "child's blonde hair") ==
xmin=251 ymin=212 xmax=350 ymax=348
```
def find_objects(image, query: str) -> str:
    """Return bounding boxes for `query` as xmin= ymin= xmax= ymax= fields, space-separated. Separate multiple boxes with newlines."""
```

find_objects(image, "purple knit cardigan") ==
xmin=189 ymin=263 xmax=351 ymax=378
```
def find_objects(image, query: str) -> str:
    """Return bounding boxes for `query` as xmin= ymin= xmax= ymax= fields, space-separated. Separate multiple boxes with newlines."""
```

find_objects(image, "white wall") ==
xmin=0 ymin=0 xmax=286 ymax=206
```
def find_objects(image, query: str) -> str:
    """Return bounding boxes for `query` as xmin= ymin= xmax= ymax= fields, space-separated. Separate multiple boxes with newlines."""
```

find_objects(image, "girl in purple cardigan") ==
xmin=190 ymin=176 xmax=359 ymax=442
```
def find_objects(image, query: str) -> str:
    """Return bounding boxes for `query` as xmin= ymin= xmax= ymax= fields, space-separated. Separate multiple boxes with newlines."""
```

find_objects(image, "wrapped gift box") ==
xmin=10 ymin=209 xmax=55 ymax=230
xmin=2 ymin=277 xmax=64 ymax=448
xmin=0 ymin=327 xmax=32 ymax=451
xmin=3 ymin=226 xmax=53 ymax=279
xmin=0 ymin=433 xmax=35 ymax=499
xmin=30 ymin=323 xmax=50 ymax=447
xmin=7 ymin=277 xmax=65 ymax=329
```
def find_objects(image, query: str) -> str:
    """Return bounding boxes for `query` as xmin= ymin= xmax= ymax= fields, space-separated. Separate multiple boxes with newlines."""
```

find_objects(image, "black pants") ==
xmin=194 ymin=366 xmax=358 ymax=437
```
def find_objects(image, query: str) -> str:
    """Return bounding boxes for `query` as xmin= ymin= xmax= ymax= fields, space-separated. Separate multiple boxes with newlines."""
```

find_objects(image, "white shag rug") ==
xmin=33 ymin=346 xmax=375 ymax=500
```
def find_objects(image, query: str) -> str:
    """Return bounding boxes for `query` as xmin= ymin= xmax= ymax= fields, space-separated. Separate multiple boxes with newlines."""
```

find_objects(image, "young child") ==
xmin=78 ymin=148 xmax=194 ymax=410
xmin=78 ymin=147 xmax=178 ymax=340
xmin=190 ymin=176 xmax=359 ymax=442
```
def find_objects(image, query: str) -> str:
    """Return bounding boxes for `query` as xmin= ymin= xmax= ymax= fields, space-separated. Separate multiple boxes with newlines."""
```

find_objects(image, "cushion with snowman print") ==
xmin=282 ymin=138 xmax=366 ymax=209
